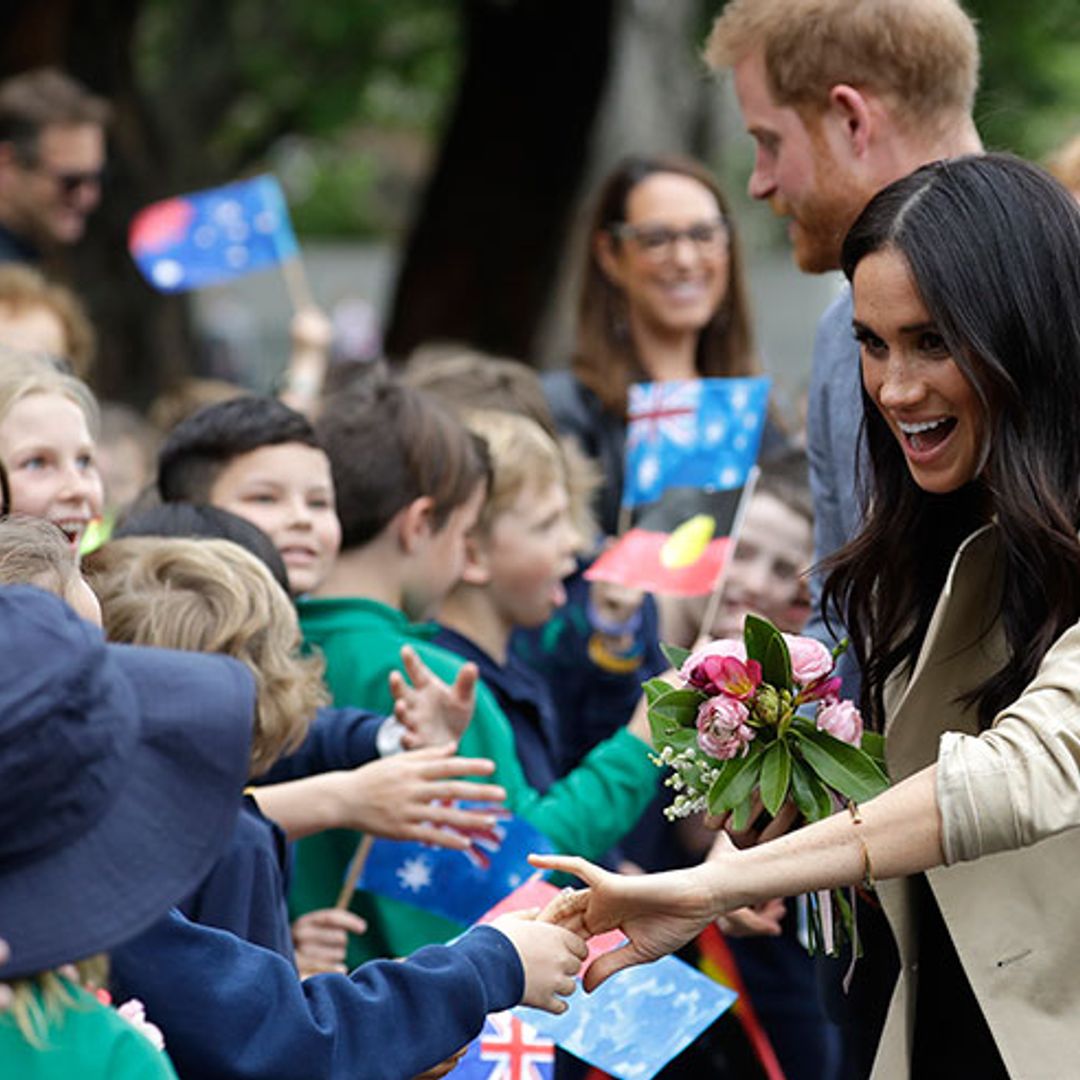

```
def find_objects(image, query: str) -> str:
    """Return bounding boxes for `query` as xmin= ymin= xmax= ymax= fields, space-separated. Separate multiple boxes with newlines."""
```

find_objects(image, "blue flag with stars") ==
xmin=517 ymin=953 xmax=737 ymax=1080
xmin=622 ymin=377 xmax=771 ymax=510
xmin=128 ymin=174 xmax=299 ymax=293
xmin=357 ymin=808 xmax=554 ymax=927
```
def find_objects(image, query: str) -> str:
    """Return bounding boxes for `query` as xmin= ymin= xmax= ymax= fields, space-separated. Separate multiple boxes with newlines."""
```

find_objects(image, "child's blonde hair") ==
xmin=462 ymin=409 xmax=567 ymax=535
xmin=0 ymin=353 xmax=100 ymax=436
xmin=84 ymin=537 xmax=327 ymax=776
xmin=0 ymin=515 xmax=79 ymax=595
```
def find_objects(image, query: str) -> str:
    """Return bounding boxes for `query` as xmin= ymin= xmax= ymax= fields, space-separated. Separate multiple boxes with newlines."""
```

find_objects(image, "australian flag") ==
xmin=517 ymin=953 xmax=737 ymax=1080
xmin=454 ymin=1012 xmax=554 ymax=1080
xmin=357 ymin=808 xmax=554 ymax=927
xmin=622 ymin=377 xmax=771 ymax=509
xmin=128 ymin=174 xmax=299 ymax=293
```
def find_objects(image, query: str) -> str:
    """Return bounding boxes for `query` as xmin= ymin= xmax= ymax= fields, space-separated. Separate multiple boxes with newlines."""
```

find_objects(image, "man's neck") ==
xmin=312 ymin=544 xmax=404 ymax=611
xmin=874 ymin=115 xmax=983 ymax=191
xmin=438 ymin=586 xmax=512 ymax=665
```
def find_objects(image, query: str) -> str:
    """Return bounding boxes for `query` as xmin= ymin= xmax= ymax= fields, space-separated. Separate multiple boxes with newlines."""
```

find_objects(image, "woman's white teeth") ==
xmin=898 ymin=417 xmax=949 ymax=434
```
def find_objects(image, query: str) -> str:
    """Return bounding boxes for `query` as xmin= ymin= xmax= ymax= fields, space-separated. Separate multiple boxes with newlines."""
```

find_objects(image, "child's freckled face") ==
xmin=208 ymin=442 xmax=342 ymax=597
xmin=0 ymin=392 xmax=103 ymax=554
xmin=479 ymin=478 xmax=577 ymax=630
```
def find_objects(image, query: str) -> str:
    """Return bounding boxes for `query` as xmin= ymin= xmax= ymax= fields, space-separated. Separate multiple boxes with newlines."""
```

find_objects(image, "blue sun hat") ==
xmin=0 ymin=585 xmax=254 ymax=980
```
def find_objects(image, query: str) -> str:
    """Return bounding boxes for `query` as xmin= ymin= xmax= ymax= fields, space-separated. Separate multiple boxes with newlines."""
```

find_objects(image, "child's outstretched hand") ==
xmin=490 ymin=911 xmax=588 ymax=1014
xmin=391 ymin=645 xmax=477 ymax=749
xmin=291 ymin=908 xmax=368 ymax=978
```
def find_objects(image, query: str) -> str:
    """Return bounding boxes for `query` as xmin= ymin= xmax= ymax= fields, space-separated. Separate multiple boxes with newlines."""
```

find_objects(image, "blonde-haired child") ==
xmin=0 ymin=354 xmax=102 ymax=553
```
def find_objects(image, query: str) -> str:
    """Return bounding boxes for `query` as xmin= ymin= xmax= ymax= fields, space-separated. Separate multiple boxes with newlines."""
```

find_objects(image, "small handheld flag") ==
xmin=622 ymin=377 xmax=770 ymax=510
xmin=357 ymin=809 xmax=554 ymax=927
xmin=453 ymin=1012 xmax=554 ymax=1080
xmin=516 ymin=952 xmax=737 ymax=1080
xmin=129 ymin=174 xmax=299 ymax=293
xmin=587 ymin=376 xmax=770 ymax=596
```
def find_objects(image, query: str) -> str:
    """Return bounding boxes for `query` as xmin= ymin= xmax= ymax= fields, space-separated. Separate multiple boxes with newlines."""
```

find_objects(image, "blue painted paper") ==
xmin=357 ymin=808 xmax=554 ymax=926
xmin=622 ymin=377 xmax=771 ymax=509
xmin=129 ymin=174 xmax=299 ymax=293
xmin=516 ymin=953 xmax=737 ymax=1080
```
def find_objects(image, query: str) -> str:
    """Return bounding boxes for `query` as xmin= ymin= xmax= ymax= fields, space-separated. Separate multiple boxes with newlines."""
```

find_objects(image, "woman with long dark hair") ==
xmin=544 ymin=154 xmax=773 ymax=537
xmin=534 ymin=154 xmax=1080 ymax=1078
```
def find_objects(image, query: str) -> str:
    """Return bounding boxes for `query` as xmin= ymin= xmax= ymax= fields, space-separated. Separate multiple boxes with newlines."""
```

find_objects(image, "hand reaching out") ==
xmin=391 ymin=646 xmax=477 ymax=749
xmin=490 ymin=910 xmax=588 ymax=1013
xmin=327 ymin=746 xmax=505 ymax=846
xmin=292 ymin=908 xmax=368 ymax=978
xmin=528 ymin=854 xmax=717 ymax=992
xmin=252 ymin=745 xmax=506 ymax=845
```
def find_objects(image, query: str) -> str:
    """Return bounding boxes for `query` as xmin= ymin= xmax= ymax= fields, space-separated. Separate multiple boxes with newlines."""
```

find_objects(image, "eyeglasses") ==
xmin=611 ymin=218 xmax=728 ymax=261
xmin=24 ymin=161 xmax=105 ymax=197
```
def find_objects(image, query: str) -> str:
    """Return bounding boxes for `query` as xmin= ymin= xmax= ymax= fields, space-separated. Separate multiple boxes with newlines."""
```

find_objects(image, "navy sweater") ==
xmin=111 ymin=914 xmax=523 ymax=1079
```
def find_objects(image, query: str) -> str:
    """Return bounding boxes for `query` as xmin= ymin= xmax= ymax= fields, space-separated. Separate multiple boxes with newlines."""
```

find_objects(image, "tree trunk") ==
xmin=384 ymin=0 xmax=616 ymax=365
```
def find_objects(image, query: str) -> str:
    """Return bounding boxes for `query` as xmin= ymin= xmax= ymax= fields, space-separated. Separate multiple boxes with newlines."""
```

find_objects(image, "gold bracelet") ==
xmin=847 ymin=799 xmax=876 ymax=889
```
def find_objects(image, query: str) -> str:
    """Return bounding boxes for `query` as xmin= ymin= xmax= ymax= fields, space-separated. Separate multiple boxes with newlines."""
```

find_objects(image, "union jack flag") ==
xmin=626 ymin=381 xmax=701 ymax=451
xmin=455 ymin=1013 xmax=554 ymax=1080
xmin=428 ymin=799 xmax=508 ymax=870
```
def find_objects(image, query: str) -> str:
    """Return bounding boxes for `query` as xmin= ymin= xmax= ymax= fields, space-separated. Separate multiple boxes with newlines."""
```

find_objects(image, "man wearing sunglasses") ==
xmin=0 ymin=68 xmax=108 ymax=264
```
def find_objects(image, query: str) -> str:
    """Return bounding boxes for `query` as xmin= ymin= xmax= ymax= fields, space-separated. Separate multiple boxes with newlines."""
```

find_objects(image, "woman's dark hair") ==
xmin=824 ymin=153 xmax=1080 ymax=731
xmin=573 ymin=154 xmax=759 ymax=417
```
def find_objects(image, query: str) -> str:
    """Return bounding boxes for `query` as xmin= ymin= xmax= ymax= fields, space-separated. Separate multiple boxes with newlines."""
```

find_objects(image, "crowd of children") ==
xmin=0 ymin=140 xmax=827 ymax=1080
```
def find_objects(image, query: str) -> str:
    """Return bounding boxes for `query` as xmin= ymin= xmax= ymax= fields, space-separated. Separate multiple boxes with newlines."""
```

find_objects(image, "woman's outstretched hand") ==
xmin=527 ymin=854 xmax=717 ymax=991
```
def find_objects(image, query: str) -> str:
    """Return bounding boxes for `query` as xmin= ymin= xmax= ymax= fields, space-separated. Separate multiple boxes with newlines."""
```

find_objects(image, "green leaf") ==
xmin=650 ymin=715 xmax=698 ymax=754
xmin=793 ymin=728 xmax=890 ymax=802
xmin=790 ymin=758 xmax=834 ymax=822
xmin=643 ymin=678 xmax=672 ymax=706
xmin=649 ymin=689 xmax=705 ymax=728
xmin=759 ymin=739 xmax=792 ymax=816
xmin=660 ymin=642 xmax=691 ymax=671
xmin=860 ymin=731 xmax=888 ymax=772
xmin=730 ymin=796 xmax=753 ymax=831
xmin=707 ymin=751 xmax=763 ymax=815
xmin=744 ymin=614 xmax=792 ymax=688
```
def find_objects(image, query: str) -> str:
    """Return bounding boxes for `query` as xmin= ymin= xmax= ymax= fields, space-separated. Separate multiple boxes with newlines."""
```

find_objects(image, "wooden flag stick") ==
xmin=280 ymin=253 xmax=315 ymax=314
xmin=335 ymin=834 xmax=375 ymax=910
xmin=696 ymin=466 xmax=760 ymax=644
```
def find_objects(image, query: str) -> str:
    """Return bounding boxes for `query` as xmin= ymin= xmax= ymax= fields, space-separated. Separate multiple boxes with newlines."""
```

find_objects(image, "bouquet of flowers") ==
xmin=646 ymin=614 xmax=889 ymax=957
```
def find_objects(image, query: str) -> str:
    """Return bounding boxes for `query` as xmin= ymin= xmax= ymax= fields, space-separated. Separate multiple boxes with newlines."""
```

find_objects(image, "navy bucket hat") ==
xmin=0 ymin=585 xmax=254 ymax=980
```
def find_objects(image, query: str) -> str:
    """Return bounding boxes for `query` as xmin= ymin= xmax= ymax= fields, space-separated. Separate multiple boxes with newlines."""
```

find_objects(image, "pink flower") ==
xmin=815 ymin=699 xmax=863 ymax=746
xmin=784 ymin=635 xmax=834 ymax=686
xmin=116 ymin=999 xmax=166 ymax=1052
xmin=681 ymin=640 xmax=762 ymax=700
xmin=799 ymin=675 xmax=842 ymax=705
xmin=697 ymin=695 xmax=756 ymax=760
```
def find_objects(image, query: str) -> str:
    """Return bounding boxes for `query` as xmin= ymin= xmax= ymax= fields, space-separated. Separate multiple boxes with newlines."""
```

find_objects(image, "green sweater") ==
xmin=292 ymin=596 xmax=657 ymax=967
xmin=0 ymin=982 xmax=178 ymax=1080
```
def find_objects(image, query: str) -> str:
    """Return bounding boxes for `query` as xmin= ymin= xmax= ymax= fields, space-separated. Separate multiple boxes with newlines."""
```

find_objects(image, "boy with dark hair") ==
xmin=293 ymin=378 xmax=658 ymax=968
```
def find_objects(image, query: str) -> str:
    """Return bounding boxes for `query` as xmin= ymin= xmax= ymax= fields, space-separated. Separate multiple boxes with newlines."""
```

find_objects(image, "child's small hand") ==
xmin=490 ymin=911 xmax=588 ymax=1014
xmin=326 ymin=747 xmax=506 ymax=846
xmin=292 ymin=908 xmax=368 ymax=978
xmin=391 ymin=645 xmax=477 ymax=749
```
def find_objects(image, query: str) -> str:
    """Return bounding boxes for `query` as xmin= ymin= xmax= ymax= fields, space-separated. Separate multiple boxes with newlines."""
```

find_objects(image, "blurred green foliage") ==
xmin=135 ymin=0 xmax=461 ymax=237
xmin=133 ymin=0 xmax=1077 ymax=241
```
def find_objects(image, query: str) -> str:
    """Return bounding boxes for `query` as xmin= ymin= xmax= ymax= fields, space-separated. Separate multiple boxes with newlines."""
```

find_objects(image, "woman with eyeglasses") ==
xmin=544 ymin=154 xmax=785 ymax=539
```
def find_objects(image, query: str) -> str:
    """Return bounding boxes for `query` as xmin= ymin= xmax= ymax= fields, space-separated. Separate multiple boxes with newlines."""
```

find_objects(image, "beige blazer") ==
xmin=871 ymin=526 xmax=1080 ymax=1079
